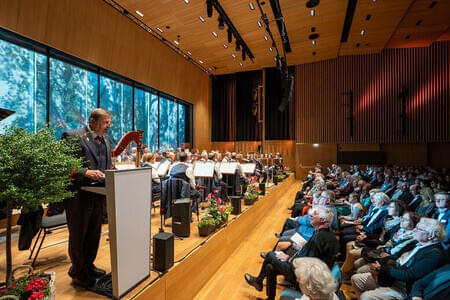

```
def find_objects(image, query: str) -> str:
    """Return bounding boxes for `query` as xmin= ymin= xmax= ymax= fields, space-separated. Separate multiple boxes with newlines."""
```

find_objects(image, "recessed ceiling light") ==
xmin=405 ymin=34 xmax=411 ymax=40
xmin=232 ymin=53 xmax=236 ymax=58
xmin=311 ymin=27 xmax=316 ymax=32
xmin=312 ymin=40 xmax=316 ymax=45
xmin=306 ymin=0 xmax=320 ymax=8
xmin=223 ymin=44 xmax=228 ymax=48
xmin=157 ymin=27 xmax=164 ymax=33
xmin=199 ymin=16 xmax=206 ymax=23
xmin=416 ymin=19 xmax=423 ymax=26
xmin=208 ymin=68 xmax=212 ymax=71
xmin=264 ymin=36 xmax=268 ymax=41
xmin=258 ymin=21 xmax=262 ymax=28
xmin=239 ymin=62 xmax=243 ymax=66
xmin=309 ymin=33 xmax=319 ymax=40
xmin=360 ymin=29 xmax=365 ymax=36
xmin=366 ymin=14 xmax=372 ymax=21
xmin=212 ymin=31 xmax=218 ymax=37
xmin=312 ymin=51 xmax=316 ymax=55
xmin=174 ymin=40 xmax=179 ymax=45
xmin=310 ymin=9 xmax=315 ymax=16
xmin=269 ymin=47 xmax=273 ymax=52
xmin=249 ymin=3 xmax=255 ymax=10
xmin=199 ymin=60 xmax=204 ymax=64
xmin=136 ymin=10 xmax=144 ymax=17
xmin=184 ymin=0 xmax=190 ymax=4
xmin=187 ymin=51 xmax=192 ymax=55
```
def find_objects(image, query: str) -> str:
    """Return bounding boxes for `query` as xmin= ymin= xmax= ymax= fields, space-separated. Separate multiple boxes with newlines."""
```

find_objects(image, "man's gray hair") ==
xmin=293 ymin=257 xmax=337 ymax=299
xmin=311 ymin=206 xmax=334 ymax=225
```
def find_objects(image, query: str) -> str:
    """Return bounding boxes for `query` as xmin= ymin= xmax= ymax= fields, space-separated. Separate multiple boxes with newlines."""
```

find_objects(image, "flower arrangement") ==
xmin=244 ymin=184 xmax=260 ymax=205
xmin=198 ymin=190 xmax=232 ymax=236
xmin=0 ymin=270 xmax=54 ymax=300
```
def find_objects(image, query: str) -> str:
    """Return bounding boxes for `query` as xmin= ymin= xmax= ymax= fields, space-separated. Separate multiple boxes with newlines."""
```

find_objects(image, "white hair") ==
xmin=311 ymin=206 xmax=334 ymax=226
xmin=419 ymin=218 xmax=446 ymax=242
xmin=373 ymin=192 xmax=390 ymax=206
xmin=293 ymin=257 xmax=337 ymax=300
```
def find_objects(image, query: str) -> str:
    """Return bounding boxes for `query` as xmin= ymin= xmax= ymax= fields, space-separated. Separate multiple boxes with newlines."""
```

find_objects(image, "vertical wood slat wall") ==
xmin=295 ymin=41 xmax=450 ymax=144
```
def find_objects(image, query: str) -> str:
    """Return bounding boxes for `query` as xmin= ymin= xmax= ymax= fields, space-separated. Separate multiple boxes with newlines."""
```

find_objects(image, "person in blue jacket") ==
xmin=432 ymin=192 xmax=450 ymax=250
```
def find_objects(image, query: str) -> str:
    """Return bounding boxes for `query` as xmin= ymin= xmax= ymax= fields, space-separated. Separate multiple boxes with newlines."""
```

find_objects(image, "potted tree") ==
xmin=0 ymin=127 xmax=82 ymax=288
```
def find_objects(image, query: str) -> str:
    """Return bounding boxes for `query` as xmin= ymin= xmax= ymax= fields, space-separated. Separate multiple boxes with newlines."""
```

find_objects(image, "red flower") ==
xmin=28 ymin=290 xmax=44 ymax=300
xmin=219 ymin=206 xmax=225 ymax=214
xmin=217 ymin=198 xmax=222 ymax=205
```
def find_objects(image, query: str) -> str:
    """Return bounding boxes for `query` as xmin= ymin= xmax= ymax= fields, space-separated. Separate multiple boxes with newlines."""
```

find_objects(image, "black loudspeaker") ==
xmin=153 ymin=232 xmax=174 ymax=272
xmin=230 ymin=196 xmax=241 ymax=215
xmin=172 ymin=198 xmax=191 ymax=237
xmin=259 ymin=183 xmax=266 ymax=196
xmin=278 ymin=75 xmax=294 ymax=112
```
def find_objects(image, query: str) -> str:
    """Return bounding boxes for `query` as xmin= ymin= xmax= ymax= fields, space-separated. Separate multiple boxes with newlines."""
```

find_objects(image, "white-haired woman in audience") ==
xmin=293 ymin=257 xmax=339 ymax=300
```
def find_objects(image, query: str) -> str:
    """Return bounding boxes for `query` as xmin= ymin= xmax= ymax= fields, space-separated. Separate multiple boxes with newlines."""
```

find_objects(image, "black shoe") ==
xmin=260 ymin=252 xmax=267 ymax=259
xmin=274 ymin=233 xmax=281 ymax=238
xmin=72 ymin=277 xmax=96 ymax=288
xmin=244 ymin=273 xmax=263 ymax=291
xmin=89 ymin=266 xmax=106 ymax=278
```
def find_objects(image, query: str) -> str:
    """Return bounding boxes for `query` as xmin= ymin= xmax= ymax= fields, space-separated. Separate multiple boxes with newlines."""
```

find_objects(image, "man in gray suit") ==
xmin=62 ymin=108 xmax=113 ymax=288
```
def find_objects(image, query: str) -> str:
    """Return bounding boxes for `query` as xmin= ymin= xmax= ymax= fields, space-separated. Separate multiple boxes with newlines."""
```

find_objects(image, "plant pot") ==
xmin=259 ymin=183 xmax=266 ymax=195
xmin=244 ymin=197 xmax=254 ymax=206
xmin=198 ymin=225 xmax=212 ymax=236
xmin=273 ymin=176 xmax=278 ymax=185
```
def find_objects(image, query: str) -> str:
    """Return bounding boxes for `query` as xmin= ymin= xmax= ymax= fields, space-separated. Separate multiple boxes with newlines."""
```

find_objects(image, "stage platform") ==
xmin=0 ymin=175 xmax=295 ymax=299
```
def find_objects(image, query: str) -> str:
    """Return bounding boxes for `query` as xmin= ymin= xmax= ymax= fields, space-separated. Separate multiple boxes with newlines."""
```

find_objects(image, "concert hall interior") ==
xmin=0 ymin=0 xmax=449 ymax=300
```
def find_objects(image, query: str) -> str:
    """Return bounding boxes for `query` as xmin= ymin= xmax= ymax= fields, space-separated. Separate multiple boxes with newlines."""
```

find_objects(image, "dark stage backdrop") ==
xmin=265 ymin=67 xmax=295 ymax=140
xmin=211 ymin=74 xmax=236 ymax=141
xmin=295 ymin=41 xmax=450 ymax=144
xmin=235 ymin=70 xmax=262 ymax=141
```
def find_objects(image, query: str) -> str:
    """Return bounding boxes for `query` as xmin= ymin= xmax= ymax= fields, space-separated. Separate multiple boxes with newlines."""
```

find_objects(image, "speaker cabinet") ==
xmin=172 ymin=198 xmax=191 ymax=237
xmin=230 ymin=196 xmax=241 ymax=215
xmin=259 ymin=183 xmax=266 ymax=196
xmin=153 ymin=232 xmax=174 ymax=272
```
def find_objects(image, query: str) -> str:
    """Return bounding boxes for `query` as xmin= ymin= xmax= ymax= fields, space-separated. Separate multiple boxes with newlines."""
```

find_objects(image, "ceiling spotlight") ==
xmin=199 ymin=60 xmax=204 ymax=64
xmin=264 ymin=36 xmax=268 ymax=41
xmin=207 ymin=0 xmax=213 ymax=18
xmin=218 ymin=16 xmax=225 ymax=30
xmin=258 ymin=21 xmax=262 ymax=28
xmin=223 ymin=44 xmax=228 ymax=49
xmin=227 ymin=27 xmax=233 ymax=43
xmin=306 ymin=0 xmax=320 ymax=8
xmin=312 ymin=40 xmax=316 ymax=45
xmin=135 ymin=10 xmax=144 ymax=17
xmin=232 ymin=53 xmax=236 ymax=58
xmin=310 ymin=9 xmax=315 ymax=16
xmin=235 ymin=41 xmax=241 ymax=51
xmin=174 ymin=40 xmax=179 ymax=45
xmin=360 ymin=29 xmax=365 ymax=36
xmin=187 ymin=51 xmax=192 ymax=55
xmin=199 ymin=16 xmax=206 ymax=23
xmin=249 ymin=3 xmax=255 ymax=10
xmin=157 ymin=27 xmax=164 ymax=33
xmin=269 ymin=47 xmax=273 ymax=52
xmin=184 ymin=0 xmax=190 ymax=4
xmin=239 ymin=62 xmax=243 ymax=66
xmin=212 ymin=31 xmax=218 ymax=38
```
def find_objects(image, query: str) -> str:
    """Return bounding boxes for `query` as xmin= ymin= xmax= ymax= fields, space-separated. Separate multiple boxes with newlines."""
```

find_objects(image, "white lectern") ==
xmin=82 ymin=167 xmax=152 ymax=299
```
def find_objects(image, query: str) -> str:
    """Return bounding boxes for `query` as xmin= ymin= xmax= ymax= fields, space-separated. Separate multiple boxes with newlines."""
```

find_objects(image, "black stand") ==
xmin=88 ymin=273 xmax=113 ymax=299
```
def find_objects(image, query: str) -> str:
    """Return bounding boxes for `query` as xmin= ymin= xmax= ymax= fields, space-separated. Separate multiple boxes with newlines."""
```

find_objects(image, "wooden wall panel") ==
xmin=428 ymin=143 xmax=450 ymax=168
xmin=295 ymin=41 xmax=450 ymax=144
xmin=296 ymin=144 xmax=337 ymax=179
xmin=263 ymin=140 xmax=296 ymax=172
xmin=0 ymin=0 xmax=211 ymax=149
xmin=382 ymin=144 xmax=428 ymax=166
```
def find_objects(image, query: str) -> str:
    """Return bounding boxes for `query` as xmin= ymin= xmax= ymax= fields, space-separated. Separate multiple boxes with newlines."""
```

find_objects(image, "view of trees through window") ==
xmin=0 ymin=36 xmax=192 ymax=150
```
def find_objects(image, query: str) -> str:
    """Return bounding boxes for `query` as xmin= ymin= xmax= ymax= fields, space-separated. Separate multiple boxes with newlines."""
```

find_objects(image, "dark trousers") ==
xmin=64 ymin=191 xmax=104 ymax=281
xmin=257 ymin=252 xmax=298 ymax=300
xmin=339 ymin=225 xmax=358 ymax=258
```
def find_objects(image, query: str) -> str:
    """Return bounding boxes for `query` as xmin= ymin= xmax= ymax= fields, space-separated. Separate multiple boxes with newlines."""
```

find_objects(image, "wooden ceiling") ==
xmin=113 ymin=0 xmax=450 ymax=75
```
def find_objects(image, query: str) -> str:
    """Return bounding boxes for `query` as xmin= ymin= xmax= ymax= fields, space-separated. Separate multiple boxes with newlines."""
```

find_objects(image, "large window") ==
xmin=49 ymin=58 xmax=97 ymax=139
xmin=0 ymin=39 xmax=47 ymax=133
xmin=100 ymin=76 xmax=133 ymax=144
xmin=0 ymin=30 xmax=193 ymax=149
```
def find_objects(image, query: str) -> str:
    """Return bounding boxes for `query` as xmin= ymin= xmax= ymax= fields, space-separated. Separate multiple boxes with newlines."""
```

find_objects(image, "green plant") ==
xmin=198 ymin=214 xmax=215 ymax=228
xmin=0 ymin=127 xmax=83 ymax=285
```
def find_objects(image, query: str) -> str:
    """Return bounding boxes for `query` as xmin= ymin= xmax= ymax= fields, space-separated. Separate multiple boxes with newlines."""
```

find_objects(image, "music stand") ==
xmin=194 ymin=161 xmax=215 ymax=213
xmin=0 ymin=108 xmax=15 ymax=121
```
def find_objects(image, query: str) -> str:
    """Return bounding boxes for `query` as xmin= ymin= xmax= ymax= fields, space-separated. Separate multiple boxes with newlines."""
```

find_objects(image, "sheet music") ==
xmin=115 ymin=164 xmax=136 ymax=170
xmin=290 ymin=232 xmax=307 ymax=245
xmin=241 ymin=163 xmax=256 ymax=174
xmin=194 ymin=161 xmax=214 ymax=178
xmin=220 ymin=162 xmax=238 ymax=174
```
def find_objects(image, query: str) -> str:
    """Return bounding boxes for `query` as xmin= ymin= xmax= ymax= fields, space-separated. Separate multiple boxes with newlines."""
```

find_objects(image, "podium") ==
xmin=82 ymin=167 xmax=152 ymax=299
